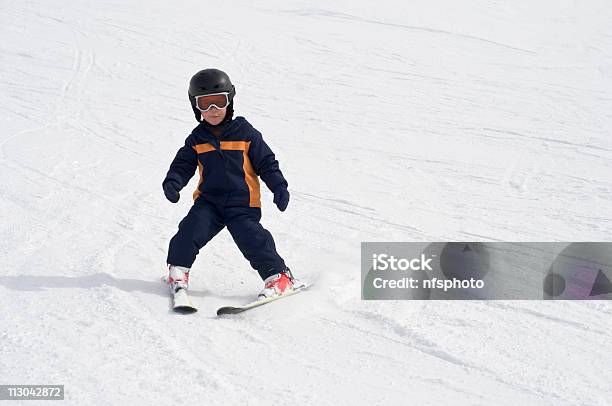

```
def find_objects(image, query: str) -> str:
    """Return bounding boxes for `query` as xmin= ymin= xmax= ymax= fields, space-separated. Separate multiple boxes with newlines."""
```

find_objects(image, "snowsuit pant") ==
xmin=167 ymin=200 xmax=286 ymax=280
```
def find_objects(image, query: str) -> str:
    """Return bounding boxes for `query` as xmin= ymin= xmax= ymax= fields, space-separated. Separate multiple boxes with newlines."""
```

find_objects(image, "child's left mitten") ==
xmin=273 ymin=187 xmax=290 ymax=212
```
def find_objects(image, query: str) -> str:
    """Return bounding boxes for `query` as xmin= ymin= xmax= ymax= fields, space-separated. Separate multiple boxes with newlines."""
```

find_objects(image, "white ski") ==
xmin=172 ymin=288 xmax=198 ymax=313
xmin=217 ymin=284 xmax=309 ymax=316
xmin=162 ymin=275 xmax=198 ymax=313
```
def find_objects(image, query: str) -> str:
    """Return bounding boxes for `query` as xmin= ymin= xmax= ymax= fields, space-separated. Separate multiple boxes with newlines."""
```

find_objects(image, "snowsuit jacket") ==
xmin=163 ymin=117 xmax=288 ymax=207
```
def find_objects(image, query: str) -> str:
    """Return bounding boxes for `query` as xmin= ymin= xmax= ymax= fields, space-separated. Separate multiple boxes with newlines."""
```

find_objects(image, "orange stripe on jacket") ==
xmin=193 ymin=161 xmax=204 ymax=201
xmin=242 ymin=141 xmax=261 ymax=207
xmin=193 ymin=143 xmax=216 ymax=154
xmin=220 ymin=141 xmax=247 ymax=151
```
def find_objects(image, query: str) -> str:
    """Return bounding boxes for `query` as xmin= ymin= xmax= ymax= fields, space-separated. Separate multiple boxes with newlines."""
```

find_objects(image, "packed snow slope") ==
xmin=1 ymin=0 xmax=612 ymax=404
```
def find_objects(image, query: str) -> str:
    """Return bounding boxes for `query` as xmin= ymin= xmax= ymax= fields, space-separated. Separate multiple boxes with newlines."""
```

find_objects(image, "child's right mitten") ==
xmin=163 ymin=179 xmax=181 ymax=203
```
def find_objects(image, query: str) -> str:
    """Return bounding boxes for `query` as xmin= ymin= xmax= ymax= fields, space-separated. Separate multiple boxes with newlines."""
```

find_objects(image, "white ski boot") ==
xmin=258 ymin=268 xmax=305 ymax=300
xmin=167 ymin=265 xmax=190 ymax=294
xmin=166 ymin=265 xmax=197 ymax=313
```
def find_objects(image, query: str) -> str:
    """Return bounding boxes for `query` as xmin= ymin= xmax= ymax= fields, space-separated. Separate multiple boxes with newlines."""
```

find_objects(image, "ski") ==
xmin=172 ymin=287 xmax=198 ymax=313
xmin=162 ymin=275 xmax=198 ymax=314
xmin=216 ymin=284 xmax=309 ymax=316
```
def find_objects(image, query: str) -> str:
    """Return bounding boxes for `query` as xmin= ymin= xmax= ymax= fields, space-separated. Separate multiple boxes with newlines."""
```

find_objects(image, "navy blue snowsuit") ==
xmin=164 ymin=117 xmax=287 ymax=280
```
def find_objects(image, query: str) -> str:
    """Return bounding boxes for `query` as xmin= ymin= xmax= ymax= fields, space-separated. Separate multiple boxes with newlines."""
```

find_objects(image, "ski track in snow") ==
xmin=1 ymin=0 xmax=612 ymax=404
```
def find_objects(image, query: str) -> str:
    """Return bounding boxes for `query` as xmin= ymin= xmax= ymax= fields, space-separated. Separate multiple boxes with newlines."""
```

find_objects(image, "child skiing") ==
xmin=163 ymin=68 xmax=303 ymax=309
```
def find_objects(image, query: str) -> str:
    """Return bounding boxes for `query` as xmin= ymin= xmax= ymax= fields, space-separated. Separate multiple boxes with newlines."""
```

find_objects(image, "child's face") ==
xmin=202 ymin=106 xmax=227 ymax=126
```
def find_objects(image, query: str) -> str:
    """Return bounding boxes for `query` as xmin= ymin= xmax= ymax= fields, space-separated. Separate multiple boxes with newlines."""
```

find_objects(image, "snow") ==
xmin=1 ymin=0 xmax=612 ymax=404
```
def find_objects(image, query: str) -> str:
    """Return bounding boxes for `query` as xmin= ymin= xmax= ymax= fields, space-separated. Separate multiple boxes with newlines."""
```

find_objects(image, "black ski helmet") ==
xmin=188 ymin=68 xmax=236 ymax=123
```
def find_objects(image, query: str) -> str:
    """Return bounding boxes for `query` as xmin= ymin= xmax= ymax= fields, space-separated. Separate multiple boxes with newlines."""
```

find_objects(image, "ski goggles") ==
xmin=194 ymin=92 xmax=230 ymax=112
